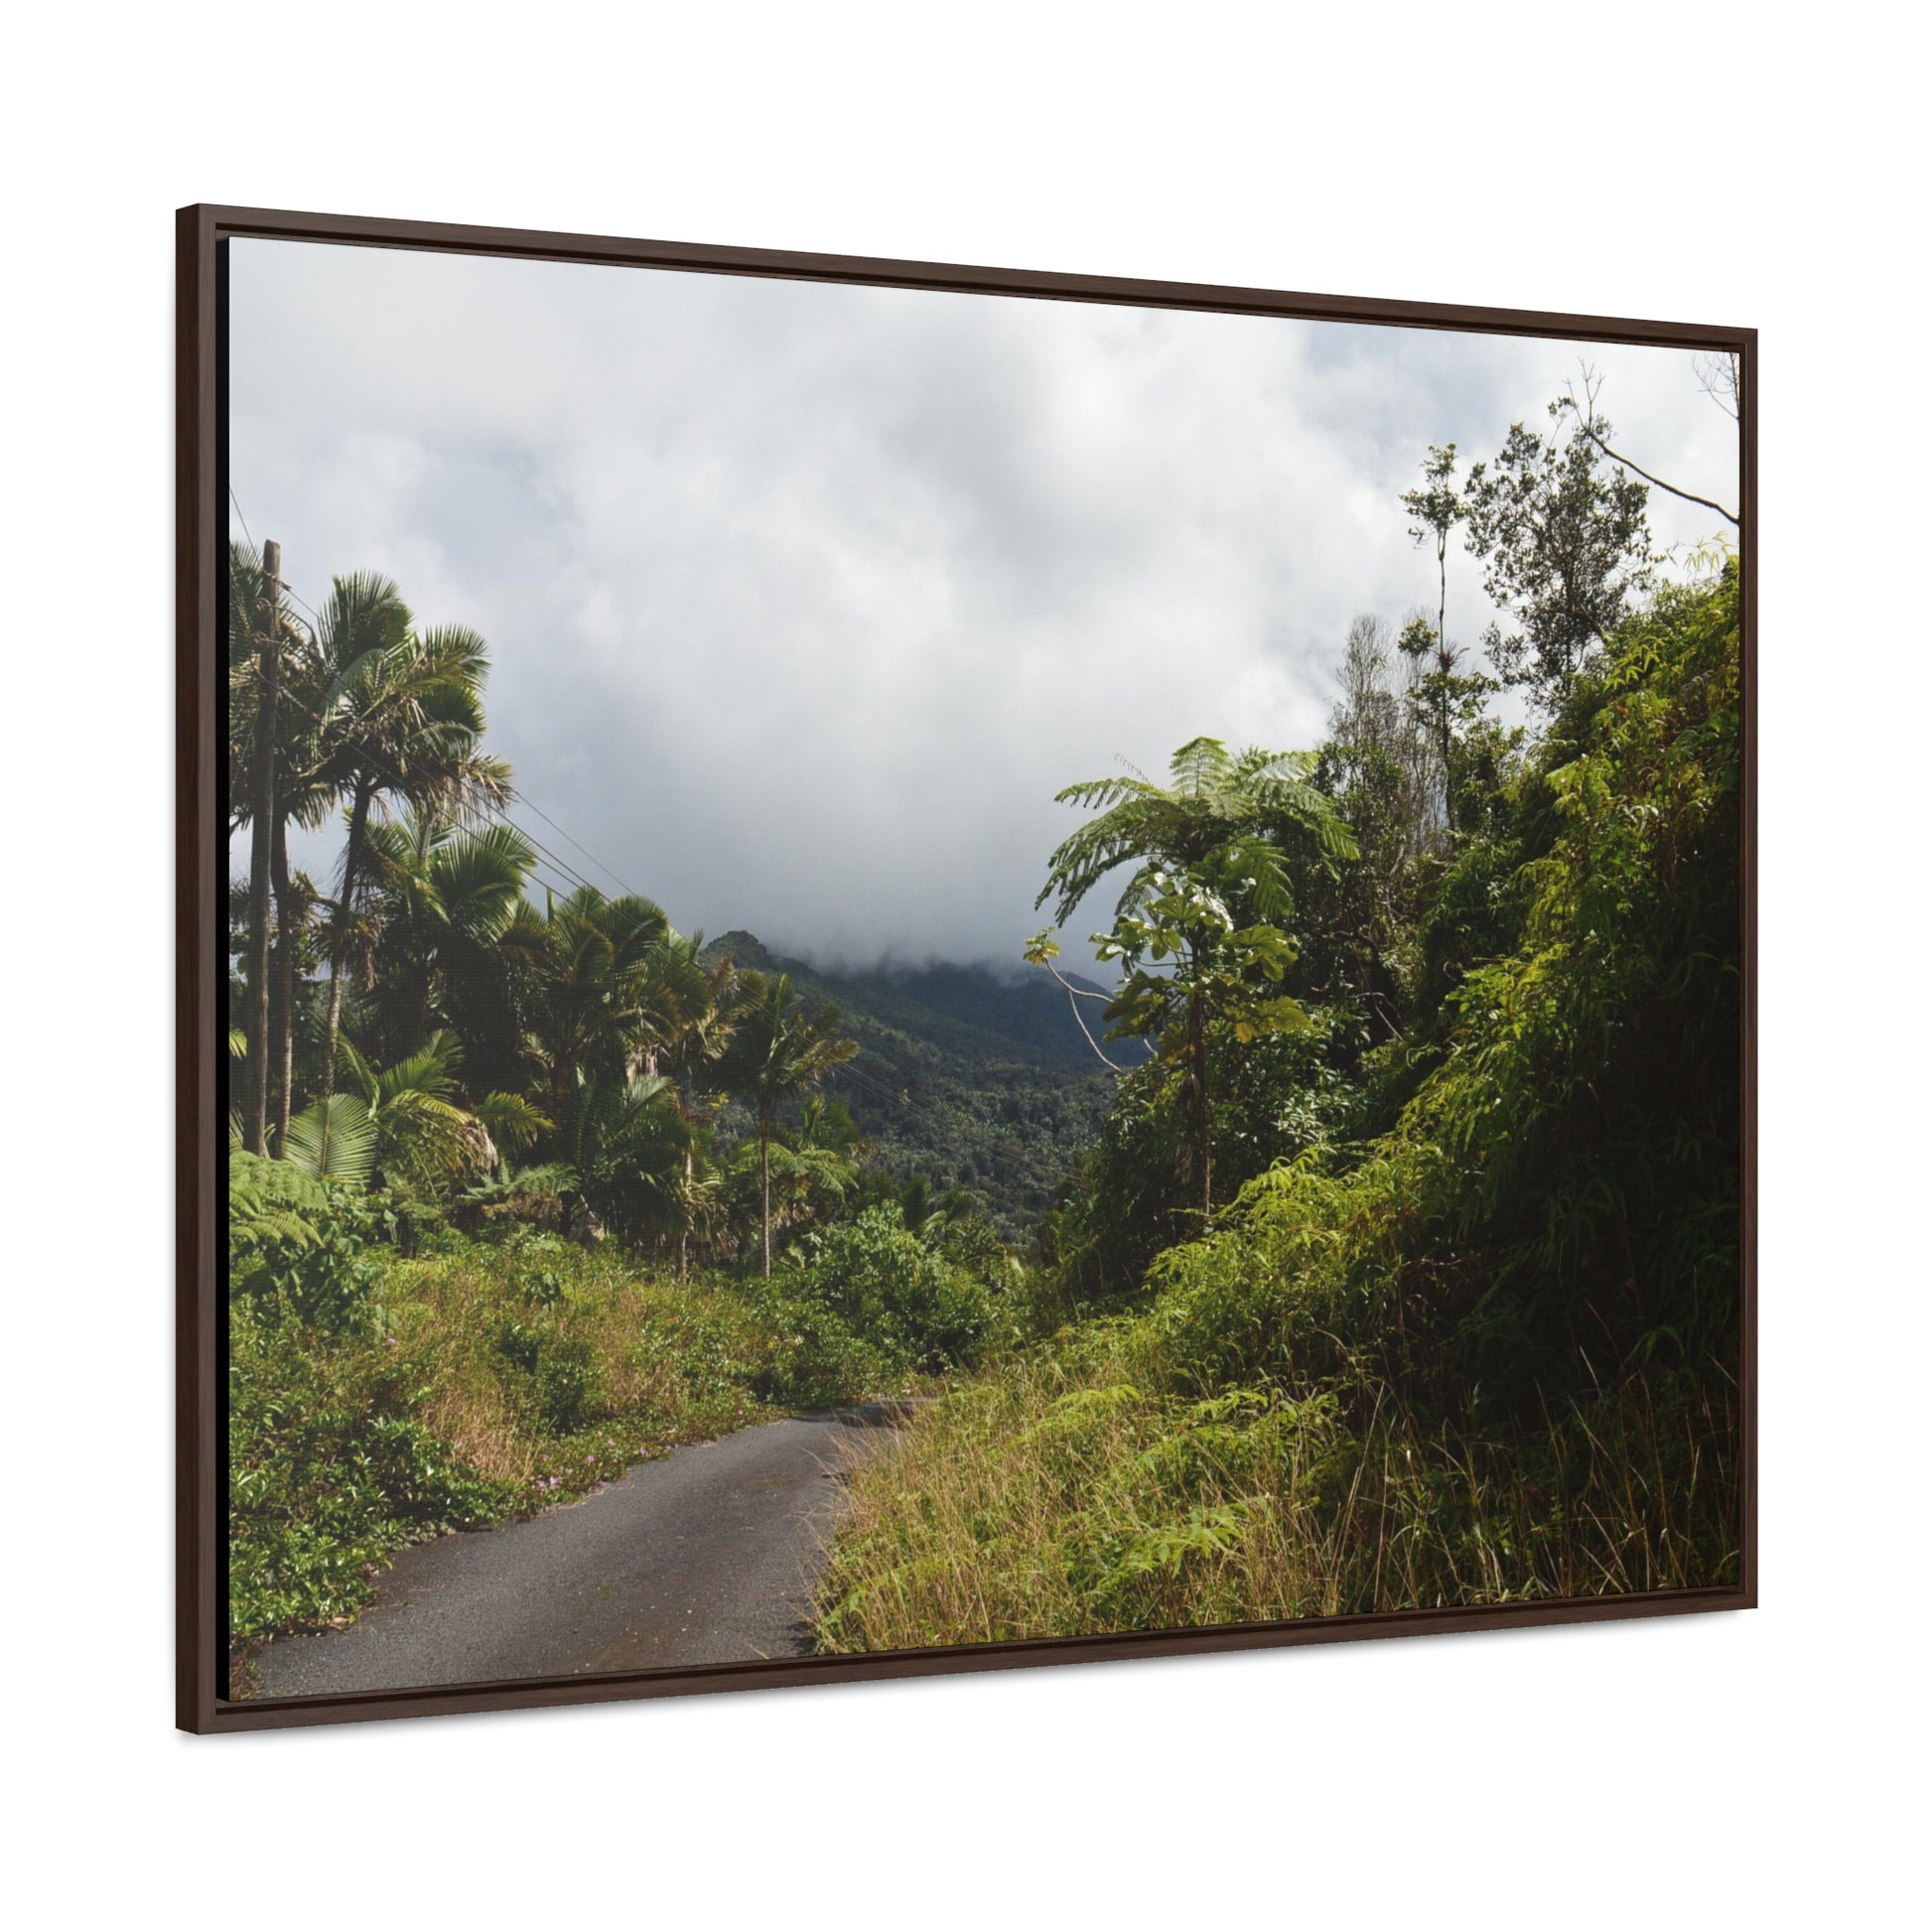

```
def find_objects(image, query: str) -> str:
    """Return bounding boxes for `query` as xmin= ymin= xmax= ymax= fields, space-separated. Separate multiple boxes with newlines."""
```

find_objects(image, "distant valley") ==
xmin=702 ymin=931 xmax=1140 ymax=1238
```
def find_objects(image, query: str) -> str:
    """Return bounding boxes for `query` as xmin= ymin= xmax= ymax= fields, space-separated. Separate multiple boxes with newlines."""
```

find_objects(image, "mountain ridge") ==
xmin=701 ymin=930 xmax=1136 ymax=1236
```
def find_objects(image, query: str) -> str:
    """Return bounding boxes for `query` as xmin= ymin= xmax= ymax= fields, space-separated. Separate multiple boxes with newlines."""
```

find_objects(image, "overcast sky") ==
xmin=229 ymin=239 xmax=1738 ymax=971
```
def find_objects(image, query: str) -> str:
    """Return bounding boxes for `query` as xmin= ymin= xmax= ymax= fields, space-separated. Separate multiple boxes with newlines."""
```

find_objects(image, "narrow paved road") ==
xmin=250 ymin=1405 xmax=902 ymax=1699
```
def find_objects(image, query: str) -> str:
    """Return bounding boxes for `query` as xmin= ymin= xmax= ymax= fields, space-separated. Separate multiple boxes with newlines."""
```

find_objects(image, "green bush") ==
xmin=228 ymin=1298 xmax=510 ymax=1639
xmin=803 ymin=1207 xmax=994 ymax=1372
xmin=741 ymin=1207 xmax=1002 ymax=1408
xmin=534 ymin=1333 xmax=608 ymax=1433
xmin=228 ymin=1151 xmax=387 ymax=1335
xmin=749 ymin=1292 xmax=894 ymax=1410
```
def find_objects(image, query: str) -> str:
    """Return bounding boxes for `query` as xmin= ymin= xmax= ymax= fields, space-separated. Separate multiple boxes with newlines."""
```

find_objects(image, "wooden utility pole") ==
xmin=271 ymin=817 xmax=295 ymax=1152
xmin=242 ymin=540 xmax=281 ymax=1155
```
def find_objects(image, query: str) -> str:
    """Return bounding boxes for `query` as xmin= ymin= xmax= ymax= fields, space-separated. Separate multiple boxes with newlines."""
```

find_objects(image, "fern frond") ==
xmin=1169 ymin=736 xmax=1232 ymax=795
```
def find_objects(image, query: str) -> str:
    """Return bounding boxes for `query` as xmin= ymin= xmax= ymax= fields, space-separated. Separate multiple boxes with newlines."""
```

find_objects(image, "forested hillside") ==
xmin=702 ymin=933 xmax=1127 ymax=1236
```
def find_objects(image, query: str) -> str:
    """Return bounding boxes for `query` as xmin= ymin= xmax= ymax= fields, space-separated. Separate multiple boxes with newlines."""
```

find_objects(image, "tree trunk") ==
xmin=1437 ymin=686 xmax=1455 ymax=834
xmin=680 ymin=1147 xmax=694 ymax=1280
xmin=270 ymin=815 xmax=296 ymax=1152
xmin=1189 ymin=981 xmax=1212 ymax=1225
xmin=318 ymin=777 xmax=374 ymax=1104
xmin=1436 ymin=539 xmax=1456 ymax=834
xmin=1437 ymin=538 xmax=1449 ymax=670
xmin=760 ymin=1122 xmax=772 ymax=1277
xmin=242 ymin=550 xmax=282 ymax=1155
xmin=551 ymin=1053 xmax=573 ymax=1165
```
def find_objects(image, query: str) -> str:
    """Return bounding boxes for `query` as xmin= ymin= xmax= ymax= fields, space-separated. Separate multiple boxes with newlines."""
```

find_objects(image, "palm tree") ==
xmin=721 ymin=970 xmax=859 ymax=1275
xmin=502 ymin=887 xmax=675 ymax=1150
xmin=897 ymin=1174 xmax=975 ymax=1238
xmin=281 ymin=1031 xmax=545 ymax=1188
xmin=227 ymin=542 xmax=320 ymax=1151
xmin=729 ymin=1094 xmax=867 ymax=1257
xmin=229 ymin=548 xmax=388 ymax=1150
xmin=362 ymin=804 xmax=536 ymax=1054
xmin=305 ymin=576 xmax=511 ymax=1103
xmin=501 ymin=891 xmax=766 ymax=1268
xmin=298 ymin=575 xmax=408 ymax=1107
xmin=1035 ymin=736 xmax=1357 ymax=1221
xmin=561 ymin=1068 xmax=696 ymax=1251
xmin=639 ymin=934 xmax=740 ymax=1277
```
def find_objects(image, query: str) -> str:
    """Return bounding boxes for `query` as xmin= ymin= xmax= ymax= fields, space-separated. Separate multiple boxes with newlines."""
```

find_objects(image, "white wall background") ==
xmin=2 ymin=4 xmax=1921 ymax=1924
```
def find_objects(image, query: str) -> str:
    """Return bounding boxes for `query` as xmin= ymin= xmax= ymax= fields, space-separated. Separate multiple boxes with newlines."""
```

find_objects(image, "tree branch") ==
xmin=1041 ymin=960 xmax=1128 ymax=1072
xmin=1563 ymin=370 xmax=1738 ymax=527
xmin=1578 ymin=420 xmax=1739 ymax=527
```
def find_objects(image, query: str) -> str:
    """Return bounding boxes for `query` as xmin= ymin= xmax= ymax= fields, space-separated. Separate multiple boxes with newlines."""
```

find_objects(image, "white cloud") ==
xmin=230 ymin=240 xmax=1737 ymax=967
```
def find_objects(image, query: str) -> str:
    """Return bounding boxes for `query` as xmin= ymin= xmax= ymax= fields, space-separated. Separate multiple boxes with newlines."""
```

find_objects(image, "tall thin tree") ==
xmin=240 ymin=540 xmax=282 ymax=1154
xmin=1400 ymin=446 xmax=1466 ymax=829
xmin=720 ymin=970 xmax=859 ymax=1276
xmin=307 ymin=581 xmax=509 ymax=1102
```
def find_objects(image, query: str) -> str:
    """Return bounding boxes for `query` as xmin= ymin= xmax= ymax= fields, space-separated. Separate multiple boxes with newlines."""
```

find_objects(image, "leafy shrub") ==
xmin=749 ymin=1293 xmax=893 ymax=1410
xmin=228 ymin=1298 xmax=511 ymax=1639
xmin=228 ymin=1151 xmax=387 ymax=1335
xmin=740 ymin=1207 xmax=1004 ymax=1408
xmin=534 ymin=1333 xmax=608 ymax=1433
xmin=802 ymin=1207 xmax=994 ymax=1372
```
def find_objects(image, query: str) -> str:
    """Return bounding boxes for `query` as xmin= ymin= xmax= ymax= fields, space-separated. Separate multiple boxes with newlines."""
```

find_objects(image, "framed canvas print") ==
xmin=178 ymin=206 xmax=1754 ymax=1732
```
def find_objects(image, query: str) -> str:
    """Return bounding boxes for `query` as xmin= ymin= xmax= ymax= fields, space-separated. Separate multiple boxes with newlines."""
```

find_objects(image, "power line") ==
xmin=239 ymin=655 xmax=611 ymax=902
xmin=226 ymin=505 xmax=656 ymax=911
xmin=262 ymin=657 xmax=611 ymax=900
xmin=837 ymin=1051 xmax=914 ymax=1110
xmin=525 ymin=865 xmax=590 ymax=903
xmin=228 ymin=486 xmax=257 ymax=553
xmin=481 ymin=802 xmax=607 ymax=899
xmin=280 ymin=580 xmax=326 ymax=628
xmin=507 ymin=786 xmax=653 ymax=902
xmin=230 ymin=587 xmax=608 ymax=903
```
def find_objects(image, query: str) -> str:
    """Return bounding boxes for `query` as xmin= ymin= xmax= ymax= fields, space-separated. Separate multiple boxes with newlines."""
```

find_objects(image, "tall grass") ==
xmin=817 ymin=1336 xmax=1737 ymax=1650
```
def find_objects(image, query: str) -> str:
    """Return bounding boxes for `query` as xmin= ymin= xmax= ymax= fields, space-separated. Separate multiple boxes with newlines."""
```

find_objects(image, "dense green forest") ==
xmin=226 ymin=375 xmax=1740 ymax=1657
xmin=702 ymin=933 xmax=1124 ymax=1236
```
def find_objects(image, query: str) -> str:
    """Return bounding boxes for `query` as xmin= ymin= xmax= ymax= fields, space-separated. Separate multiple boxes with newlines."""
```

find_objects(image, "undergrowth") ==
xmin=816 ymin=1331 xmax=1736 ymax=1650
xmin=817 ymin=570 xmax=1742 ymax=1651
xmin=227 ymin=1176 xmax=996 ymax=1658
xmin=228 ymin=1226 xmax=778 ymax=1650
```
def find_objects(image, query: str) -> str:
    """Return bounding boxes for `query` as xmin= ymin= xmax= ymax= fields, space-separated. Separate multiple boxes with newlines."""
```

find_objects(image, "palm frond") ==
xmin=474 ymin=1092 xmax=551 ymax=1159
xmin=282 ymin=1094 xmax=378 ymax=1184
xmin=373 ymin=1031 xmax=464 ymax=1103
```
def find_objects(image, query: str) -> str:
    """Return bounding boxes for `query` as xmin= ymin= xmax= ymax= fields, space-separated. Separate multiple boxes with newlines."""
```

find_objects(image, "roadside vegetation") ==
xmin=819 ymin=385 xmax=1743 ymax=1647
xmin=227 ymin=1157 xmax=1013 ymax=1643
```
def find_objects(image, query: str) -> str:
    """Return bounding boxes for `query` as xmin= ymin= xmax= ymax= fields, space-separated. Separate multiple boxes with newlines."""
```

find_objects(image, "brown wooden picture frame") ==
xmin=178 ymin=203 xmax=1755 ymax=1734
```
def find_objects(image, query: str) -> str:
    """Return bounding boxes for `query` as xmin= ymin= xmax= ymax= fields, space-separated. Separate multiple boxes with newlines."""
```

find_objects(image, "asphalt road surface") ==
xmin=249 ymin=1405 xmax=903 ymax=1699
